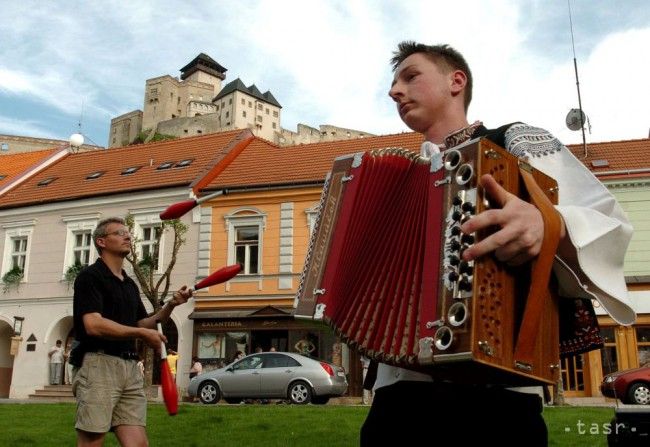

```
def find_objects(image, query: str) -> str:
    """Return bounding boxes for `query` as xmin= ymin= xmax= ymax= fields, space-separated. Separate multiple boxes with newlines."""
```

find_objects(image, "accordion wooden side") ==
xmin=294 ymin=138 xmax=560 ymax=386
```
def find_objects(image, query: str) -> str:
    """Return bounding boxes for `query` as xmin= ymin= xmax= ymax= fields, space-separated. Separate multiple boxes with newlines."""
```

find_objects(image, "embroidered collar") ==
xmin=443 ymin=120 xmax=483 ymax=149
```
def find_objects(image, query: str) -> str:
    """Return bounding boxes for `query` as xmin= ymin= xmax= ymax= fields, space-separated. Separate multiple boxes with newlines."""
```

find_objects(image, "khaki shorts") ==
xmin=72 ymin=352 xmax=146 ymax=433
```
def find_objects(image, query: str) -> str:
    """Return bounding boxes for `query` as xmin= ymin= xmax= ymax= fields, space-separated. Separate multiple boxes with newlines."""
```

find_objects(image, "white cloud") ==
xmin=0 ymin=115 xmax=59 ymax=139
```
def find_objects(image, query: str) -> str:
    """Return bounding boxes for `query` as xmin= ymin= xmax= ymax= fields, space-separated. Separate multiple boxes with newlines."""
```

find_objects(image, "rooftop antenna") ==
xmin=69 ymin=99 xmax=99 ymax=152
xmin=565 ymin=0 xmax=588 ymax=158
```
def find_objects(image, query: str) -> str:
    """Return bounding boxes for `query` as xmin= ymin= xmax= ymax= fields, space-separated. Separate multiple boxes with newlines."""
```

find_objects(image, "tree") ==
xmin=124 ymin=214 xmax=188 ymax=389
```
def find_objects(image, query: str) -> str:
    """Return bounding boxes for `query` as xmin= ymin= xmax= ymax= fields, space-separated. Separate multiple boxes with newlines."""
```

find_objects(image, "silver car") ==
xmin=187 ymin=352 xmax=348 ymax=405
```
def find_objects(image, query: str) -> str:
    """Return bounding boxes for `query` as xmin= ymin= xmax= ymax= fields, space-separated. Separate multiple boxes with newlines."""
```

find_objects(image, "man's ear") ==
xmin=95 ymin=237 xmax=107 ymax=250
xmin=450 ymin=70 xmax=467 ymax=96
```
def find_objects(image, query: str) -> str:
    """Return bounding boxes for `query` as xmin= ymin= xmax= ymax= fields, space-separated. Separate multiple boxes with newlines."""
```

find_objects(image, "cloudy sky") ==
xmin=1 ymin=0 xmax=648 ymax=148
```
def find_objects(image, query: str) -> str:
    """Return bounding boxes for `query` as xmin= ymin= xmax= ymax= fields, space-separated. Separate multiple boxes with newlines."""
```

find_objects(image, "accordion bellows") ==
xmin=295 ymin=138 xmax=561 ymax=386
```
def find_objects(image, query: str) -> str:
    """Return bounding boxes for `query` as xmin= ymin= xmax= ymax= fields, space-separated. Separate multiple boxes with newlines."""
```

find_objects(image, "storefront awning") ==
xmin=189 ymin=305 xmax=293 ymax=320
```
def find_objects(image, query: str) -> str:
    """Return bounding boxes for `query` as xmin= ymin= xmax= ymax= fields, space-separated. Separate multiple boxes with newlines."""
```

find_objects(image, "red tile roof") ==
xmin=203 ymin=132 xmax=425 ymax=190
xmin=567 ymin=138 xmax=650 ymax=180
xmin=0 ymin=130 xmax=251 ymax=209
xmin=0 ymin=148 xmax=59 ymax=189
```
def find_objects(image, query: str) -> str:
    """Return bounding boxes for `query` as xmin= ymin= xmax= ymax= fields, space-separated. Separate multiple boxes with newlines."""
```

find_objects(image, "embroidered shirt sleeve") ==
xmin=504 ymin=123 xmax=563 ymax=158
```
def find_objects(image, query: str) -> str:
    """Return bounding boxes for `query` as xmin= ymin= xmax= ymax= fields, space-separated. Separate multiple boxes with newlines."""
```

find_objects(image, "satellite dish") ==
xmin=69 ymin=133 xmax=85 ymax=148
xmin=565 ymin=108 xmax=587 ymax=131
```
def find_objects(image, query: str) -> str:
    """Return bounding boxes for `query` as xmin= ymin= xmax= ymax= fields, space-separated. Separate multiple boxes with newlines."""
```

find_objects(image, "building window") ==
xmin=72 ymin=232 xmax=92 ymax=266
xmin=273 ymin=111 xmax=278 ymax=118
xmin=235 ymin=226 xmax=259 ymax=274
xmin=226 ymin=111 xmax=229 ymax=118
xmin=241 ymin=98 xmax=245 ymax=105
xmin=140 ymin=225 xmax=162 ymax=270
xmin=601 ymin=326 xmax=618 ymax=375
xmin=272 ymin=122 xmax=276 ymax=129
xmin=128 ymin=211 xmax=165 ymax=273
xmin=248 ymin=101 xmax=252 ymax=108
xmin=229 ymin=98 xmax=232 ymax=105
xmin=257 ymin=103 xmax=263 ymax=110
xmin=243 ymin=111 xmax=247 ymax=118
xmin=225 ymin=209 xmax=266 ymax=277
xmin=62 ymin=215 xmax=99 ymax=276
xmin=10 ymin=237 xmax=28 ymax=270
xmin=256 ymin=116 xmax=262 ymax=123
xmin=305 ymin=205 xmax=319 ymax=234
xmin=265 ymin=108 xmax=269 ymax=115
xmin=2 ymin=220 xmax=35 ymax=281
xmin=637 ymin=326 xmax=650 ymax=367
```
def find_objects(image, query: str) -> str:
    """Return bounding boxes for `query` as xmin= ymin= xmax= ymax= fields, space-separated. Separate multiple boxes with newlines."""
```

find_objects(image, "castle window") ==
xmin=257 ymin=103 xmax=263 ymax=110
xmin=241 ymin=98 xmax=245 ymax=105
xmin=273 ymin=111 xmax=278 ymax=117
xmin=243 ymin=111 xmax=247 ymax=118
xmin=1 ymin=143 xmax=9 ymax=151
xmin=248 ymin=101 xmax=252 ymax=107
xmin=272 ymin=122 xmax=276 ymax=129
xmin=256 ymin=116 xmax=262 ymax=123
xmin=265 ymin=108 xmax=269 ymax=114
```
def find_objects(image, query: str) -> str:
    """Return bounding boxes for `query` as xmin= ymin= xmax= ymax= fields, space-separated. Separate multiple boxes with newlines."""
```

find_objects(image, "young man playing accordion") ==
xmin=359 ymin=41 xmax=635 ymax=446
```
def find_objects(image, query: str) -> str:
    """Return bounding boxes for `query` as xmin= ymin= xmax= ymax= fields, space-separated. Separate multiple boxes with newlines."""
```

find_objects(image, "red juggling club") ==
xmin=157 ymin=321 xmax=178 ymax=416
xmin=159 ymin=189 xmax=228 ymax=220
xmin=161 ymin=263 xmax=243 ymax=305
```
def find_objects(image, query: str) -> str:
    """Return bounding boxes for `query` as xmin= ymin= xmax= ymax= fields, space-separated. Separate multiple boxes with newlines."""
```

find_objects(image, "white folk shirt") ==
xmin=375 ymin=123 xmax=635 ymax=389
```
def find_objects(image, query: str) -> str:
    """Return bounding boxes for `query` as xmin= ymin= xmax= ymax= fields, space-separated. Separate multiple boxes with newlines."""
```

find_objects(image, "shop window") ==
xmin=637 ymin=326 xmax=650 ymax=367
xmin=198 ymin=333 xmax=226 ymax=359
xmin=600 ymin=326 xmax=618 ymax=374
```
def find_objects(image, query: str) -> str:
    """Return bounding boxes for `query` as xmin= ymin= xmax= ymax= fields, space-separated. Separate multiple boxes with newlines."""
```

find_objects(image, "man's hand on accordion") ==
xmin=460 ymin=174 xmax=545 ymax=266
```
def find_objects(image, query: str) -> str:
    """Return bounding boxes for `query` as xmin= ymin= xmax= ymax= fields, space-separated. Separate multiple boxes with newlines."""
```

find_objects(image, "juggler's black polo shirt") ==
xmin=73 ymin=258 xmax=148 ymax=354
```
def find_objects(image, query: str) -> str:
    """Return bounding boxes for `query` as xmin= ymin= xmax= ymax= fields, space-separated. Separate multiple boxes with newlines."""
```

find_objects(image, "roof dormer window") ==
xmin=37 ymin=177 xmax=57 ymax=186
xmin=121 ymin=166 xmax=141 ymax=175
xmin=86 ymin=171 xmax=105 ymax=180
xmin=156 ymin=162 xmax=174 ymax=170
xmin=175 ymin=159 xmax=194 ymax=168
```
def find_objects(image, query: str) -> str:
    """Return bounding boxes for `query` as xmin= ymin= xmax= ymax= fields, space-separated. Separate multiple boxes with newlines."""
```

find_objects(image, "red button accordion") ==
xmin=295 ymin=137 xmax=561 ymax=386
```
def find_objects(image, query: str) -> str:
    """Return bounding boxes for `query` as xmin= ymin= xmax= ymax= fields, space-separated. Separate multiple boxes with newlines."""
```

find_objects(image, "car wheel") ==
xmin=288 ymin=380 xmax=312 ymax=404
xmin=199 ymin=381 xmax=221 ymax=404
xmin=627 ymin=382 xmax=650 ymax=405
xmin=311 ymin=395 xmax=330 ymax=405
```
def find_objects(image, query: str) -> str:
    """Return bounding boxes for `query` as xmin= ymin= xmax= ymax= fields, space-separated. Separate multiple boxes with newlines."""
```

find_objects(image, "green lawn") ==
xmin=0 ymin=403 xmax=615 ymax=446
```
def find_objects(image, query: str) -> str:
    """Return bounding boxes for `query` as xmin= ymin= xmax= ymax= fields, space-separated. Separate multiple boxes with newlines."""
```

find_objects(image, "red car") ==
xmin=601 ymin=366 xmax=650 ymax=405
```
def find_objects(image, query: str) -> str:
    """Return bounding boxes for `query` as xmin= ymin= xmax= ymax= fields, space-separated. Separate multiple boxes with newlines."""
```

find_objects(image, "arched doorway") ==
xmin=0 ymin=320 xmax=15 ymax=397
